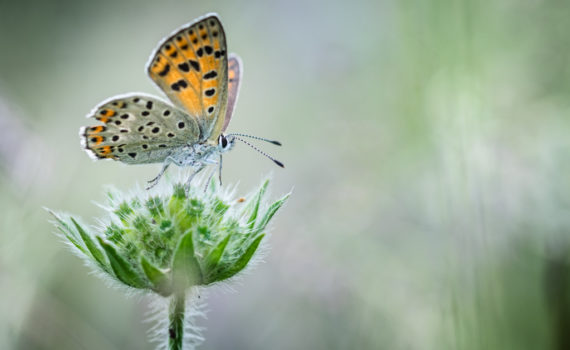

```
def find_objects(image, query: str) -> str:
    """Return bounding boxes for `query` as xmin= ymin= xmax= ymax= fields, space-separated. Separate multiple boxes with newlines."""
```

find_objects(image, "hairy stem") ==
xmin=168 ymin=292 xmax=185 ymax=350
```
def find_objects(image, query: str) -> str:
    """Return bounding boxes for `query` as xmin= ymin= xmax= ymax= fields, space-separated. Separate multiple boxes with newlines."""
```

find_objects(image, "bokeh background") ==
xmin=1 ymin=0 xmax=570 ymax=349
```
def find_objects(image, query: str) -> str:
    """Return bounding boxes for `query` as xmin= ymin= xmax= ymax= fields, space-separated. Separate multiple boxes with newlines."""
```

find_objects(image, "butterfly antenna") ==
xmin=232 ymin=136 xmax=284 ymax=168
xmin=227 ymin=133 xmax=282 ymax=146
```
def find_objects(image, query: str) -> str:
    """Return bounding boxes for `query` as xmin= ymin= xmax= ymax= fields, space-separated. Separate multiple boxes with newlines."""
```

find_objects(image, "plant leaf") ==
xmin=246 ymin=179 xmax=269 ymax=230
xmin=215 ymin=234 xmax=265 ymax=282
xmin=203 ymin=235 xmax=231 ymax=282
xmin=141 ymin=255 xmax=172 ymax=296
xmin=97 ymin=237 xmax=147 ymax=289
xmin=71 ymin=218 xmax=109 ymax=271
xmin=171 ymin=232 xmax=202 ymax=292
xmin=47 ymin=210 xmax=86 ymax=254
xmin=255 ymin=193 xmax=290 ymax=232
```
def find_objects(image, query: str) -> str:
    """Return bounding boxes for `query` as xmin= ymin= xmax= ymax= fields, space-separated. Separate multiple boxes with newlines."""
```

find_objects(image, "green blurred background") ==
xmin=1 ymin=0 xmax=570 ymax=349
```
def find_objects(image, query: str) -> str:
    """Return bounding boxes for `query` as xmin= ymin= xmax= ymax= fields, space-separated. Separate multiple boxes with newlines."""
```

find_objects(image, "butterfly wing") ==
xmin=80 ymin=93 xmax=200 ymax=164
xmin=147 ymin=13 xmax=228 ymax=143
xmin=221 ymin=53 xmax=243 ymax=133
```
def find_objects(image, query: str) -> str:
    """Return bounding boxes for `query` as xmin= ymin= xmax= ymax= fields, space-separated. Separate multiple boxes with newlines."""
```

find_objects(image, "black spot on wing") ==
xmin=189 ymin=60 xmax=200 ymax=71
xmin=171 ymin=79 xmax=188 ymax=91
xmin=205 ymin=88 xmax=216 ymax=97
xmin=158 ymin=64 xmax=170 ymax=77
xmin=203 ymin=70 xmax=217 ymax=79
xmin=178 ymin=62 xmax=190 ymax=72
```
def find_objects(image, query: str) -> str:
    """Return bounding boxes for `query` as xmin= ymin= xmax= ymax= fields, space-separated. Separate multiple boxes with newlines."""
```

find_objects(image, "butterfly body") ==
xmin=167 ymin=138 xmax=234 ymax=168
xmin=80 ymin=13 xmax=245 ymax=187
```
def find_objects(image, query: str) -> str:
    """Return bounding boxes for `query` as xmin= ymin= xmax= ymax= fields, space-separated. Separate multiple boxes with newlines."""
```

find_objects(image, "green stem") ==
xmin=168 ymin=292 xmax=185 ymax=350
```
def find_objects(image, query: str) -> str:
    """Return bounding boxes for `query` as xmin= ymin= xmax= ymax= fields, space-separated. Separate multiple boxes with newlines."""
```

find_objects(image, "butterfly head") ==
xmin=217 ymin=134 xmax=235 ymax=153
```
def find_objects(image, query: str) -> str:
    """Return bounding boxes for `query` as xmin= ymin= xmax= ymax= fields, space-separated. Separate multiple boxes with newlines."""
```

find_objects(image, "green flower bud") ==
xmin=48 ymin=177 xmax=289 ymax=349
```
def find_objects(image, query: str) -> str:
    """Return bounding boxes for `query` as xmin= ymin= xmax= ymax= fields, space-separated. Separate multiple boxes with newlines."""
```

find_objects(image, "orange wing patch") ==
xmin=82 ymin=102 xmax=134 ymax=160
xmin=81 ymin=118 xmax=117 ymax=159
xmin=95 ymin=145 xmax=116 ymax=159
xmin=147 ymin=14 xmax=228 ymax=142
xmin=96 ymin=108 xmax=117 ymax=123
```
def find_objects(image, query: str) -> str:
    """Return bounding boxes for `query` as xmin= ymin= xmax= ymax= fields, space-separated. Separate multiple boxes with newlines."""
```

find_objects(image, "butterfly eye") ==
xmin=220 ymin=135 xmax=228 ymax=149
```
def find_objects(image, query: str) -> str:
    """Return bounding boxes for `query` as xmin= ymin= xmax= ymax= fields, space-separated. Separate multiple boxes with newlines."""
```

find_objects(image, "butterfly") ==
xmin=80 ymin=13 xmax=283 ymax=189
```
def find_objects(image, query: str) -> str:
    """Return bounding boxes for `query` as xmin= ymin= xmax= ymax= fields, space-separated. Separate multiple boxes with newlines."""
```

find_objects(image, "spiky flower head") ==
xmin=49 ymin=178 xmax=288 ymax=297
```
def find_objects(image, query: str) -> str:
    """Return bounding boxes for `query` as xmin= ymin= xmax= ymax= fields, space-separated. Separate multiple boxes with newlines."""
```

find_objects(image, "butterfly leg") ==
xmin=218 ymin=154 xmax=223 ymax=186
xmin=184 ymin=165 xmax=205 ymax=194
xmin=146 ymin=163 xmax=170 ymax=190
xmin=203 ymin=167 xmax=216 ymax=193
